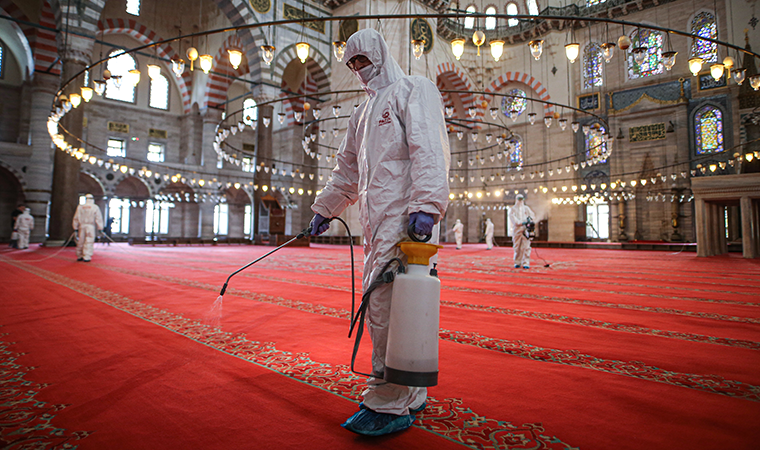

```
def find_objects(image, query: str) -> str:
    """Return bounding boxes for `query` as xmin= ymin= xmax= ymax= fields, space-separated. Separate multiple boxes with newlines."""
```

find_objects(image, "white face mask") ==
xmin=355 ymin=64 xmax=377 ymax=85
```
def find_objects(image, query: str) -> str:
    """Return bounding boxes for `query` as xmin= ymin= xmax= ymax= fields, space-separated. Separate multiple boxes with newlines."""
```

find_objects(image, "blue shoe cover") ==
xmin=341 ymin=409 xmax=415 ymax=436
xmin=523 ymin=265 xmax=530 ymax=269
xmin=409 ymin=402 xmax=426 ymax=414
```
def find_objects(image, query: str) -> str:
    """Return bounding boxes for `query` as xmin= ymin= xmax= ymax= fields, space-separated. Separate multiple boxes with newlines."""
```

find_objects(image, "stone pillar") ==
xmin=695 ymin=198 xmax=708 ymax=256
xmin=253 ymin=104 xmax=274 ymax=237
xmin=740 ymin=196 xmax=758 ymax=258
xmin=228 ymin=202 xmax=245 ymax=238
xmin=200 ymin=109 xmax=223 ymax=169
xmin=26 ymin=73 xmax=60 ymax=243
xmin=670 ymin=190 xmax=683 ymax=242
xmin=617 ymin=199 xmax=628 ymax=241
xmin=199 ymin=200 xmax=215 ymax=238
xmin=128 ymin=204 xmax=146 ymax=241
xmin=48 ymin=35 xmax=93 ymax=244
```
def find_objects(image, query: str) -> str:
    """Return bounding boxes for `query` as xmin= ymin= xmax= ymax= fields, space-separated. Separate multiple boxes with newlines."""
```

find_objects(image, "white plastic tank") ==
xmin=384 ymin=242 xmax=442 ymax=387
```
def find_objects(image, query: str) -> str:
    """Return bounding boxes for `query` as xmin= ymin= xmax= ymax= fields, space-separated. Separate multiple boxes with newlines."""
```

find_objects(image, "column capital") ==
xmin=59 ymin=34 xmax=95 ymax=68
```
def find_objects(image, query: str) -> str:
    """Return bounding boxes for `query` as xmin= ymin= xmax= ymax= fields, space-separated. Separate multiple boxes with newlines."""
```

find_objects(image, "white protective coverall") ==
xmin=509 ymin=197 xmax=535 ymax=267
xmin=14 ymin=208 xmax=34 ymax=249
xmin=485 ymin=218 xmax=494 ymax=250
xmin=311 ymin=29 xmax=450 ymax=416
xmin=452 ymin=219 xmax=464 ymax=249
xmin=72 ymin=195 xmax=104 ymax=261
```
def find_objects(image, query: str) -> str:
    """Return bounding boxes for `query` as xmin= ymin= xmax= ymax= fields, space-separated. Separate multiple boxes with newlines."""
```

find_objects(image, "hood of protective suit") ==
xmin=344 ymin=29 xmax=405 ymax=96
xmin=86 ymin=197 xmax=95 ymax=206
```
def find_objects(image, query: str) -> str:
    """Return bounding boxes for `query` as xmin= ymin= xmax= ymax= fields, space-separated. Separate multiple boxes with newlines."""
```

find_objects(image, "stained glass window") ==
xmin=585 ymin=124 xmax=607 ymax=162
xmin=691 ymin=12 xmax=717 ymax=63
xmin=586 ymin=0 xmax=606 ymax=5
xmin=508 ymin=136 xmax=523 ymax=167
xmin=485 ymin=6 xmax=497 ymax=30
xmin=506 ymin=3 xmax=519 ymax=27
xmin=627 ymin=29 xmax=663 ymax=79
xmin=501 ymin=88 xmax=527 ymax=117
xmin=695 ymin=105 xmax=723 ymax=154
xmin=464 ymin=5 xmax=477 ymax=29
xmin=583 ymin=43 xmax=603 ymax=89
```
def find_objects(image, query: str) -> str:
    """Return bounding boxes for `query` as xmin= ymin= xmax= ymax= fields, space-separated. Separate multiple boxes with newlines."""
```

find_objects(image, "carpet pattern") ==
xmin=0 ymin=243 xmax=758 ymax=450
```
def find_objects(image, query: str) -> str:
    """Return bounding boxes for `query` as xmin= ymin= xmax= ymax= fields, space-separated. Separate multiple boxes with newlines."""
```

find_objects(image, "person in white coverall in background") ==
xmin=13 ymin=207 xmax=34 ymax=249
xmin=484 ymin=218 xmax=494 ymax=250
xmin=452 ymin=219 xmax=464 ymax=249
xmin=72 ymin=194 xmax=104 ymax=262
xmin=309 ymin=29 xmax=450 ymax=436
xmin=509 ymin=194 xmax=535 ymax=269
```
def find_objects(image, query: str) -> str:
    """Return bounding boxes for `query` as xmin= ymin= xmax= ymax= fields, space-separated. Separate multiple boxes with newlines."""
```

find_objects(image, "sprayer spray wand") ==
xmin=218 ymin=226 xmax=313 ymax=297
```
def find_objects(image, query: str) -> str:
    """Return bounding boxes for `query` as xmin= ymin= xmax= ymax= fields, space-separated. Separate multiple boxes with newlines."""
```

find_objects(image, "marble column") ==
xmin=228 ymin=203 xmax=245 ymax=238
xmin=617 ymin=199 xmax=628 ymax=242
xmin=201 ymin=109 xmax=223 ymax=169
xmin=199 ymin=200 xmax=215 ymax=238
xmin=740 ymin=196 xmax=758 ymax=258
xmin=48 ymin=35 xmax=94 ymax=244
xmin=128 ymin=204 xmax=146 ymax=241
xmin=26 ymin=73 xmax=59 ymax=243
xmin=695 ymin=198 xmax=708 ymax=256
xmin=253 ymin=104 xmax=274 ymax=237
xmin=670 ymin=190 xmax=683 ymax=242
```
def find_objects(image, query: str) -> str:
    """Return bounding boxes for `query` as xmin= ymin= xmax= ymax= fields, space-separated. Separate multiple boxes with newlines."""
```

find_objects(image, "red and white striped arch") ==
xmin=0 ymin=0 xmax=59 ymax=76
xmin=279 ymin=73 xmax=318 ymax=127
xmin=204 ymin=35 xmax=248 ymax=109
xmin=484 ymin=71 xmax=554 ymax=114
xmin=435 ymin=62 xmax=476 ymax=117
xmin=99 ymin=18 xmax=192 ymax=113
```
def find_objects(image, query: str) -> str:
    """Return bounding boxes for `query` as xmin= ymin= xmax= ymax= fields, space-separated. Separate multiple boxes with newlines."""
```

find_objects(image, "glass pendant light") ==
xmin=565 ymin=43 xmax=580 ymax=63
xmin=332 ymin=105 xmax=341 ymax=117
xmin=260 ymin=45 xmax=275 ymax=65
xmin=710 ymin=63 xmax=724 ymax=81
xmin=632 ymin=47 xmax=647 ymax=65
xmin=528 ymin=40 xmax=543 ymax=60
xmin=662 ymin=51 xmax=677 ymax=71
xmin=451 ymin=38 xmax=466 ymax=60
xmin=412 ymin=39 xmax=425 ymax=60
xmin=468 ymin=107 xmax=477 ymax=118
xmin=294 ymin=111 xmax=303 ymax=122
xmin=617 ymin=34 xmax=631 ymax=50
xmin=93 ymin=80 xmax=106 ymax=96
xmin=186 ymin=47 xmax=199 ymax=71
xmin=445 ymin=106 xmax=454 ymax=118
xmin=128 ymin=69 xmax=141 ymax=86
xmin=332 ymin=41 xmax=346 ymax=62
xmin=750 ymin=74 xmax=760 ymax=91
xmin=456 ymin=131 xmax=464 ymax=140
xmin=472 ymin=31 xmax=486 ymax=56
xmin=571 ymin=121 xmax=580 ymax=133
xmin=228 ymin=48 xmax=243 ymax=70
xmin=528 ymin=112 xmax=537 ymax=125
xmin=199 ymin=55 xmax=213 ymax=74
xmin=69 ymin=93 xmax=82 ymax=108
xmin=263 ymin=117 xmax=271 ymax=127
xmin=544 ymin=116 xmax=552 ymax=128
xmin=171 ymin=57 xmax=185 ymax=77
xmin=313 ymin=108 xmax=321 ymax=120
xmin=733 ymin=68 xmax=746 ymax=85
xmin=471 ymin=131 xmax=478 ymax=142
xmin=147 ymin=63 xmax=161 ymax=80
xmin=688 ymin=57 xmax=704 ymax=76
xmin=558 ymin=118 xmax=567 ymax=131
xmin=509 ymin=109 xmax=519 ymax=122
xmin=296 ymin=42 xmax=310 ymax=63
xmin=601 ymin=42 xmax=616 ymax=63
xmin=489 ymin=107 xmax=498 ymax=120
xmin=81 ymin=86 xmax=93 ymax=102
xmin=277 ymin=113 xmax=286 ymax=124
xmin=332 ymin=127 xmax=339 ymax=137
xmin=489 ymin=40 xmax=504 ymax=62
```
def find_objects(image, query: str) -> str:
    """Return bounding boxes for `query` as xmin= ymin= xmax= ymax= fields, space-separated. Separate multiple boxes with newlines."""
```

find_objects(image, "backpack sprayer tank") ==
xmin=384 ymin=241 xmax=443 ymax=387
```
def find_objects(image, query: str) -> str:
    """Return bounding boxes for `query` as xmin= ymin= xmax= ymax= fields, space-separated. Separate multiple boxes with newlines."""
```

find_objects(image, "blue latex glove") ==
xmin=409 ymin=212 xmax=435 ymax=236
xmin=310 ymin=213 xmax=331 ymax=236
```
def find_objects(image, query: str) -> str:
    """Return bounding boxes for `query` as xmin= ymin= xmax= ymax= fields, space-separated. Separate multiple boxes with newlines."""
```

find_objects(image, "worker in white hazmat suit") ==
xmin=13 ymin=207 xmax=34 ymax=249
xmin=484 ymin=218 xmax=494 ymax=250
xmin=309 ymin=29 xmax=450 ymax=436
xmin=452 ymin=219 xmax=464 ymax=249
xmin=72 ymin=194 xmax=104 ymax=262
xmin=509 ymin=194 xmax=535 ymax=269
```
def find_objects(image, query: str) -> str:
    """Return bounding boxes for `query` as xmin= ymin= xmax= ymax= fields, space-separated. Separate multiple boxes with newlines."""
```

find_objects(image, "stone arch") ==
xmin=0 ymin=1 xmax=35 ymax=78
xmin=204 ymin=34 xmax=249 ymax=109
xmin=484 ymin=71 xmax=554 ymax=115
xmin=99 ymin=18 xmax=192 ymax=113
xmin=0 ymin=163 xmax=26 ymax=237
xmin=274 ymin=45 xmax=330 ymax=126
xmin=225 ymin=186 xmax=252 ymax=205
xmin=209 ymin=0 xmax=269 ymax=83
xmin=272 ymin=43 xmax=331 ymax=94
xmin=435 ymin=62 xmax=476 ymax=119
xmin=0 ymin=159 xmax=27 ymax=191
xmin=114 ymin=175 xmax=152 ymax=199
xmin=79 ymin=171 xmax=105 ymax=196
xmin=48 ymin=0 xmax=100 ymax=35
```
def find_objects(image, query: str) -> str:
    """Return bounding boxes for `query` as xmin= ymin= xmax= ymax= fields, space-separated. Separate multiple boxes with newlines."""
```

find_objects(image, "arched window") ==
xmin=526 ymin=0 xmax=539 ymax=15
xmin=149 ymin=73 xmax=169 ymax=109
xmin=485 ymin=6 xmax=497 ymax=30
xmin=586 ymin=124 xmax=607 ymax=161
xmin=0 ymin=42 xmax=4 ymax=78
xmin=508 ymin=135 xmax=523 ymax=167
xmin=464 ymin=5 xmax=477 ymax=30
xmin=243 ymin=98 xmax=258 ymax=126
xmin=583 ymin=42 xmax=603 ymax=89
xmin=501 ymin=88 xmax=528 ymax=117
xmin=695 ymin=105 xmax=723 ymax=154
xmin=108 ymin=198 xmax=130 ymax=234
xmin=506 ymin=3 xmax=519 ymax=27
xmin=105 ymin=49 xmax=136 ymax=103
xmin=214 ymin=203 xmax=229 ymax=235
xmin=586 ymin=0 xmax=607 ymax=6
xmin=691 ymin=12 xmax=717 ymax=63
xmin=627 ymin=29 xmax=663 ymax=80
xmin=126 ymin=0 xmax=140 ymax=16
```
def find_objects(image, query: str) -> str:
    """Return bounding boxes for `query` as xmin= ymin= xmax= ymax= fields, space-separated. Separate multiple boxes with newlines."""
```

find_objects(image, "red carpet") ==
xmin=1 ymin=243 xmax=759 ymax=449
